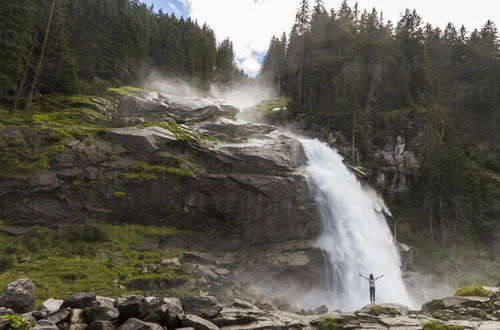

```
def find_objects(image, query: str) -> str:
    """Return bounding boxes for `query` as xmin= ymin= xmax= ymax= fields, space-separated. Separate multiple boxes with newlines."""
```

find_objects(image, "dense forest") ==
xmin=0 ymin=0 xmax=243 ymax=107
xmin=261 ymin=0 xmax=499 ymax=268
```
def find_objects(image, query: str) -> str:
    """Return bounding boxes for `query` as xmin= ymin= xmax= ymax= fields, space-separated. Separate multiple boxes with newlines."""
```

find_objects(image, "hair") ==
xmin=369 ymin=274 xmax=374 ymax=280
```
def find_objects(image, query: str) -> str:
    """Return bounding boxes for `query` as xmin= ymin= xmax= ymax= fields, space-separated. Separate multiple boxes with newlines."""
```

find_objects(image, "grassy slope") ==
xmin=0 ymin=223 xmax=195 ymax=304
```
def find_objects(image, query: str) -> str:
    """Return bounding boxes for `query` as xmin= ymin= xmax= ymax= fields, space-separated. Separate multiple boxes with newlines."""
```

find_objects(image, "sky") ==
xmin=143 ymin=0 xmax=500 ymax=76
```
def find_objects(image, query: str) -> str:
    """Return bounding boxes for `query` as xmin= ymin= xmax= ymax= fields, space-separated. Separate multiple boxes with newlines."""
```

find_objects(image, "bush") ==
xmin=455 ymin=286 xmax=490 ymax=297
xmin=65 ymin=221 xmax=109 ymax=243
xmin=0 ymin=315 xmax=32 ymax=330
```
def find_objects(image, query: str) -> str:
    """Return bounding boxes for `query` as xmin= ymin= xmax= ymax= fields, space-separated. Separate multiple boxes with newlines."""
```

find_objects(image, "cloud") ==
xmin=178 ymin=0 xmax=500 ymax=75
xmin=239 ymin=58 xmax=261 ymax=76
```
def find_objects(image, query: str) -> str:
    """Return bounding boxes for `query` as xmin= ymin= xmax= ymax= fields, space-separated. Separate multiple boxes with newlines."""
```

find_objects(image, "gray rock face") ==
xmin=180 ymin=296 xmax=222 ymax=319
xmin=118 ymin=318 xmax=162 ymax=330
xmin=61 ymin=293 xmax=97 ymax=309
xmin=181 ymin=314 xmax=219 ymax=330
xmin=0 ymin=279 xmax=35 ymax=313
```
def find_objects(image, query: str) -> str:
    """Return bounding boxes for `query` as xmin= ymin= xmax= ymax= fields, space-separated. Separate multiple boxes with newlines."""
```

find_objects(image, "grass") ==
xmin=422 ymin=322 xmax=463 ymax=330
xmin=241 ymin=98 xmax=291 ymax=123
xmin=107 ymin=86 xmax=146 ymax=97
xmin=315 ymin=317 xmax=345 ymax=330
xmin=0 ymin=222 xmax=195 ymax=304
xmin=454 ymin=286 xmax=491 ymax=297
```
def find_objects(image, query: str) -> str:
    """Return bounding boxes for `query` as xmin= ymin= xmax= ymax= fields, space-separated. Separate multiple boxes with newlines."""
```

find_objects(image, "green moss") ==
xmin=114 ymin=191 xmax=127 ymax=198
xmin=141 ymin=121 xmax=201 ymax=143
xmin=387 ymin=308 xmax=401 ymax=316
xmin=315 ymin=317 xmax=345 ymax=330
xmin=0 ymin=315 xmax=32 ymax=330
xmin=455 ymin=286 xmax=490 ymax=297
xmin=422 ymin=322 xmax=463 ymax=330
xmin=431 ymin=311 xmax=454 ymax=321
xmin=242 ymin=98 xmax=291 ymax=122
xmin=368 ymin=306 xmax=382 ymax=316
xmin=118 ymin=162 xmax=193 ymax=183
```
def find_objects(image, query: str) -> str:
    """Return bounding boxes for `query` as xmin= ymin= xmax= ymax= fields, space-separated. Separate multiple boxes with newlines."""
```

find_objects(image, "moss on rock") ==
xmin=455 ymin=286 xmax=491 ymax=297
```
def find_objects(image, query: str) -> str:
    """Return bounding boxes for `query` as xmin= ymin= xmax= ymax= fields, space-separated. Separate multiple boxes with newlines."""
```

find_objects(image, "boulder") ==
xmin=315 ymin=305 xmax=328 ymax=315
xmin=32 ymin=320 xmax=59 ymax=330
xmin=88 ymin=321 xmax=115 ymax=330
xmin=228 ymin=299 xmax=258 ymax=310
xmin=181 ymin=314 xmax=219 ymax=330
xmin=115 ymin=295 xmax=148 ymax=323
xmin=38 ymin=298 xmax=63 ymax=313
xmin=61 ymin=292 xmax=96 ymax=309
xmin=83 ymin=305 xmax=120 ymax=323
xmin=96 ymin=297 xmax=116 ymax=308
xmin=47 ymin=308 xmax=72 ymax=324
xmin=161 ymin=297 xmax=184 ymax=328
xmin=118 ymin=318 xmax=162 ymax=330
xmin=70 ymin=309 xmax=85 ymax=324
xmin=0 ymin=279 xmax=35 ymax=313
xmin=180 ymin=296 xmax=222 ymax=319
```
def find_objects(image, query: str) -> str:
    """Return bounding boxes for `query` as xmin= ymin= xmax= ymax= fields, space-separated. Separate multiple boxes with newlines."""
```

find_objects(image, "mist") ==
xmin=144 ymin=72 xmax=276 ymax=111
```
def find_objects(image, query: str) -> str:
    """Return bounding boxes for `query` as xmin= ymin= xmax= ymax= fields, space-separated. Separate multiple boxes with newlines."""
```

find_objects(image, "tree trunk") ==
xmin=26 ymin=0 xmax=56 ymax=108
xmin=11 ymin=29 xmax=38 ymax=112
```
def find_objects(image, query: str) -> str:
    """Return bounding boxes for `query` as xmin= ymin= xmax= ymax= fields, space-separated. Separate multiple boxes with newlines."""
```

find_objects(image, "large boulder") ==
xmin=83 ymin=305 xmax=120 ymax=323
xmin=180 ymin=296 xmax=222 ymax=319
xmin=115 ymin=296 xmax=149 ymax=323
xmin=0 ymin=279 xmax=36 ymax=313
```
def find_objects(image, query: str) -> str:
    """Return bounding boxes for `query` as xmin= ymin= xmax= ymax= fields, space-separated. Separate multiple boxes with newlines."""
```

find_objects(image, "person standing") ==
xmin=359 ymin=273 xmax=384 ymax=304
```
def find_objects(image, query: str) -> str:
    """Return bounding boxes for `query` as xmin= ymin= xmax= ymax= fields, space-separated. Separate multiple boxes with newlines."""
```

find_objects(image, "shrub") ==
xmin=455 ymin=286 xmax=490 ymax=297
xmin=65 ymin=221 xmax=109 ymax=243
xmin=0 ymin=315 xmax=32 ymax=330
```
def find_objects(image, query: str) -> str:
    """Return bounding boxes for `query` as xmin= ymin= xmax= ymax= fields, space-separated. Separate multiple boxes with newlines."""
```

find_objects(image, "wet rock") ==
xmin=0 ymin=278 xmax=36 ymax=313
xmin=69 ymin=324 xmax=88 ymax=330
xmin=210 ymin=308 xmax=259 ymax=327
xmin=61 ymin=292 xmax=96 ymax=309
xmin=181 ymin=252 xmax=219 ymax=265
xmin=180 ymin=296 xmax=223 ymax=319
xmin=181 ymin=314 xmax=219 ymax=330
xmin=118 ymin=318 xmax=162 ymax=330
xmin=38 ymin=298 xmax=63 ymax=313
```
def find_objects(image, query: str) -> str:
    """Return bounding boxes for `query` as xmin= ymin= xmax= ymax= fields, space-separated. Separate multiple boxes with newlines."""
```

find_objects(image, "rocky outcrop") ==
xmin=0 ymin=280 xmax=499 ymax=330
xmin=0 ymin=91 xmax=320 ymax=249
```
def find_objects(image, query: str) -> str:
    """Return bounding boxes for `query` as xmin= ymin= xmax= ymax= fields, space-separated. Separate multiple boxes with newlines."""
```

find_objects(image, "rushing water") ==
xmin=299 ymin=138 xmax=412 ymax=311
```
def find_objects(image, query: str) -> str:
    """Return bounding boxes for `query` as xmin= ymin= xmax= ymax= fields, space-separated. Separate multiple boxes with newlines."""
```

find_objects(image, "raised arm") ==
xmin=358 ymin=274 xmax=369 ymax=280
xmin=375 ymin=275 xmax=384 ymax=280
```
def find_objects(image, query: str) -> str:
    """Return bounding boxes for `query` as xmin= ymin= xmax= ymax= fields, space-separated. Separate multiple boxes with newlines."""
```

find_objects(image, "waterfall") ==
xmin=299 ymin=138 xmax=412 ymax=311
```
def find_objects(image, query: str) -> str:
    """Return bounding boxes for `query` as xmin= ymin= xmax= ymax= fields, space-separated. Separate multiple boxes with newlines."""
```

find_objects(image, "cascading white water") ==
xmin=299 ymin=138 xmax=412 ymax=311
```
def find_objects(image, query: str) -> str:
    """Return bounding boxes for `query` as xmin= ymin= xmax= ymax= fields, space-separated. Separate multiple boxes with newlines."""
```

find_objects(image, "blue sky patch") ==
xmin=142 ymin=0 xmax=189 ymax=18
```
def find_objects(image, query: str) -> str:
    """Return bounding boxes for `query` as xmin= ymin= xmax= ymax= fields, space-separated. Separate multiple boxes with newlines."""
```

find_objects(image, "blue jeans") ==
xmin=370 ymin=287 xmax=376 ymax=303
